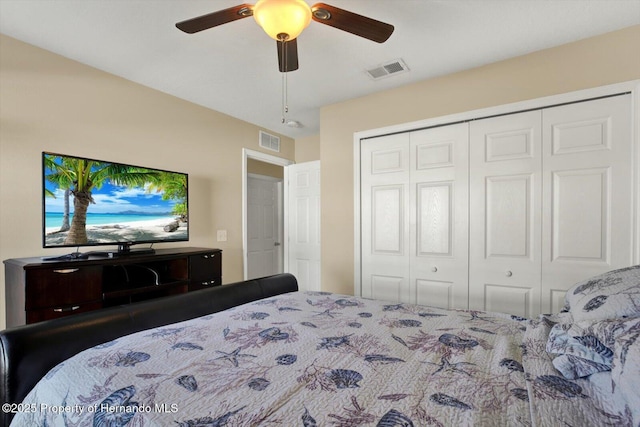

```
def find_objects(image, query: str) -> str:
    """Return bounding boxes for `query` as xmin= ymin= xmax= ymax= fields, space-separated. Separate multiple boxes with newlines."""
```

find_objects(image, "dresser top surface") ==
xmin=3 ymin=247 xmax=221 ymax=269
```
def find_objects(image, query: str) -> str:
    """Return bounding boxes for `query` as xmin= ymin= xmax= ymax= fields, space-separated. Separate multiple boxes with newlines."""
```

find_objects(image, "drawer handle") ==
xmin=53 ymin=269 xmax=79 ymax=274
xmin=203 ymin=254 xmax=216 ymax=259
xmin=506 ymin=270 xmax=513 ymax=277
xmin=53 ymin=305 xmax=80 ymax=312
xmin=431 ymin=266 xmax=438 ymax=273
xmin=201 ymin=280 xmax=217 ymax=286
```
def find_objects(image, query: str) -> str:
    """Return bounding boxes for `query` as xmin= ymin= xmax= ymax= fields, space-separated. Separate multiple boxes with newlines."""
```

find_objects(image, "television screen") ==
xmin=43 ymin=152 xmax=188 ymax=252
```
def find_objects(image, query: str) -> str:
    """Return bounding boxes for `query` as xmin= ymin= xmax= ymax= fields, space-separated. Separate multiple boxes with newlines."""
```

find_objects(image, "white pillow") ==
xmin=563 ymin=265 xmax=640 ymax=322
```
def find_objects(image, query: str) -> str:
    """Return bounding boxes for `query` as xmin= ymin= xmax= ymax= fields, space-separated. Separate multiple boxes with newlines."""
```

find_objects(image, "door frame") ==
xmin=242 ymin=148 xmax=294 ymax=280
xmin=353 ymin=80 xmax=640 ymax=296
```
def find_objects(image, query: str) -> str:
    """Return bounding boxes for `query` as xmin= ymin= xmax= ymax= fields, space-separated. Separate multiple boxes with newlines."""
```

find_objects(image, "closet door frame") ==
xmin=354 ymin=80 xmax=640 ymax=297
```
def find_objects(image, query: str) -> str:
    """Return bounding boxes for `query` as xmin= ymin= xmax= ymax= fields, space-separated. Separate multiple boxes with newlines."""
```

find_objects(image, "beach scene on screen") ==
xmin=43 ymin=154 xmax=188 ymax=247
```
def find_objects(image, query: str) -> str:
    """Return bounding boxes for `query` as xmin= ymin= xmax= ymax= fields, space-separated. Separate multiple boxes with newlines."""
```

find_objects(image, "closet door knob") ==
xmin=506 ymin=270 xmax=513 ymax=277
xmin=431 ymin=267 xmax=438 ymax=273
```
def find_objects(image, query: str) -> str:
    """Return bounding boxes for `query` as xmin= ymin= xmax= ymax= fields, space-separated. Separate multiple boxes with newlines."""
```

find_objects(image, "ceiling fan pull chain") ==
xmin=284 ymin=68 xmax=289 ymax=115
xmin=281 ymin=63 xmax=286 ymax=123
xmin=281 ymin=40 xmax=289 ymax=123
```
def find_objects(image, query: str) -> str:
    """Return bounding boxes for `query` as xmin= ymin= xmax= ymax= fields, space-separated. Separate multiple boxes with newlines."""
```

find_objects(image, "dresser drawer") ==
xmin=188 ymin=277 xmax=221 ymax=291
xmin=25 ymin=266 xmax=103 ymax=310
xmin=189 ymin=252 xmax=221 ymax=283
xmin=26 ymin=301 xmax=103 ymax=324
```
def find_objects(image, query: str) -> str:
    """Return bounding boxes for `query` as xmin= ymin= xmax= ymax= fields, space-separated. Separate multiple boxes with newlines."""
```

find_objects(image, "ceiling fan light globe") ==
xmin=253 ymin=0 xmax=312 ymax=41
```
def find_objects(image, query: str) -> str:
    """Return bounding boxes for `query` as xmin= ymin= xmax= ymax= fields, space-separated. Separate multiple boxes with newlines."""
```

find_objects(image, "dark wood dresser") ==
xmin=3 ymin=247 xmax=221 ymax=328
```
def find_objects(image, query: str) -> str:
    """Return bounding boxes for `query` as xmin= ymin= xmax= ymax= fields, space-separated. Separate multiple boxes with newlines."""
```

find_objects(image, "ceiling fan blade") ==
xmin=277 ymin=38 xmax=299 ymax=72
xmin=176 ymin=4 xmax=254 ymax=34
xmin=311 ymin=3 xmax=394 ymax=43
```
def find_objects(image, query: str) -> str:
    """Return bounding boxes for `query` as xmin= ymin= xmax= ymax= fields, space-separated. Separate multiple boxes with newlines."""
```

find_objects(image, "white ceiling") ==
xmin=1 ymin=0 xmax=639 ymax=139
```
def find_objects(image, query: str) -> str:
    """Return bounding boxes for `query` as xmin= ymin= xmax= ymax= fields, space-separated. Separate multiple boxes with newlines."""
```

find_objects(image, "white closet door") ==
xmin=361 ymin=133 xmax=411 ymax=302
xmin=469 ymin=111 xmax=543 ymax=318
xmin=410 ymin=124 xmax=469 ymax=309
xmin=541 ymin=94 xmax=633 ymax=313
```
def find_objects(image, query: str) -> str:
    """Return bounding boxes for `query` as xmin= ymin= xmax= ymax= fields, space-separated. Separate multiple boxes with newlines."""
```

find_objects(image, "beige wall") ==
xmin=247 ymin=159 xmax=284 ymax=179
xmin=320 ymin=25 xmax=640 ymax=295
xmin=294 ymin=133 xmax=320 ymax=163
xmin=0 ymin=35 xmax=295 ymax=330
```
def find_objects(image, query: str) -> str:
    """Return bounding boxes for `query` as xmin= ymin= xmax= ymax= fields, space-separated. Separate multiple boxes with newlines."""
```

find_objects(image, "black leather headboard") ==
xmin=0 ymin=273 xmax=298 ymax=425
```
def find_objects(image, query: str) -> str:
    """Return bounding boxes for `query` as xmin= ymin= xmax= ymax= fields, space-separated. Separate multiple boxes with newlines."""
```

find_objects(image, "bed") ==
xmin=2 ymin=269 xmax=639 ymax=426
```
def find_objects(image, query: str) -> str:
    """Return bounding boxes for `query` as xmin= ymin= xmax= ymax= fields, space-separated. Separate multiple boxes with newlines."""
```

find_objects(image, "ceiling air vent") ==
xmin=366 ymin=59 xmax=409 ymax=80
xmin=259 ymin=130 xmax=280 ymax=153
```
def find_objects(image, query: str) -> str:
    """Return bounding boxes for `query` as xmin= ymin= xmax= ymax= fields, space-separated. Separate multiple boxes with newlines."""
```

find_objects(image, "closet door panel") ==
xmin=416 ymin=279 xmax=454 ymax=309
xmin=411 ymin=124 xmax=469 ymax=310
xmin=485 ymin=174 xmax=532 ymax=258
xmin=361 ymin=133 xmax=411 ymax=302
xmin=551 ymin=168 xmax=608 ymax=261
xmin=372 ymin=185 xmax=404 ymax=253
xmin=417 ymin=182 xmax=452 ymax=255
xmin=484 ymin=285 xmax=532 ymax=319
xmin=370 ymin=275 xmax=405 ymax=303
xmin=469 ymin=111 xmax=542 ymax=317
xmin=541 ymin=95 xmax=633 ymax=313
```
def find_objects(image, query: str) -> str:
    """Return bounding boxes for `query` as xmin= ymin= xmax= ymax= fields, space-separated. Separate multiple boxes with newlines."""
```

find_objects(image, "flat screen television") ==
xmin=42 ymin=152 xmax=188 ymax=258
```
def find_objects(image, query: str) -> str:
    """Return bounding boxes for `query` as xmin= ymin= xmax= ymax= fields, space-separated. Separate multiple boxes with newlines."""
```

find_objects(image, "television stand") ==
xmin=4 ymin=247 xmax=222 ymax=327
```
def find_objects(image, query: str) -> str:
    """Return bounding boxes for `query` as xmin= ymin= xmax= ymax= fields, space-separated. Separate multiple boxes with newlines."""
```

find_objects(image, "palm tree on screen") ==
xmin=148 ymin=172 xmax=188 ymax=220
xmin=44 ymin=155 xmax=163 ymax=245
xmin=44 ymin=155 xmax=72 ymax=232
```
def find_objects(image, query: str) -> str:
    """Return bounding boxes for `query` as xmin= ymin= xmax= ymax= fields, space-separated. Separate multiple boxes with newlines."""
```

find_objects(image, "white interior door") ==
xmin=247 ymin=175 xmax=282 ymax=280
xmin=469 ymin=110 xmax=543 ymax=318
xmin=286 ymin=161 xmax=321 ymax=292
xmin=541 ymin=94 xmax=633 ymax=313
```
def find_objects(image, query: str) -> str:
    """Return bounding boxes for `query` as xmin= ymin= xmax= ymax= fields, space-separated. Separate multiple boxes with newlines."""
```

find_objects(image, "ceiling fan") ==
xmin=176 ymin=0 xmax=394 ymax=72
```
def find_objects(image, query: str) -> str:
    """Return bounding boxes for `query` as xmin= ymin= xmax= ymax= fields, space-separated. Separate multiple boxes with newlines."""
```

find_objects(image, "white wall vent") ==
xmin=366 ymin=59 xmax=409 ymax=80
xmin=259 ymin=130 xmax=280 ymax=152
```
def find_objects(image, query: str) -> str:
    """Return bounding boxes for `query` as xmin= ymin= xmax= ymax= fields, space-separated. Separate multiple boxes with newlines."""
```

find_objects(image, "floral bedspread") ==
xmin=11 ymin=291 xmax=624 ymax=426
